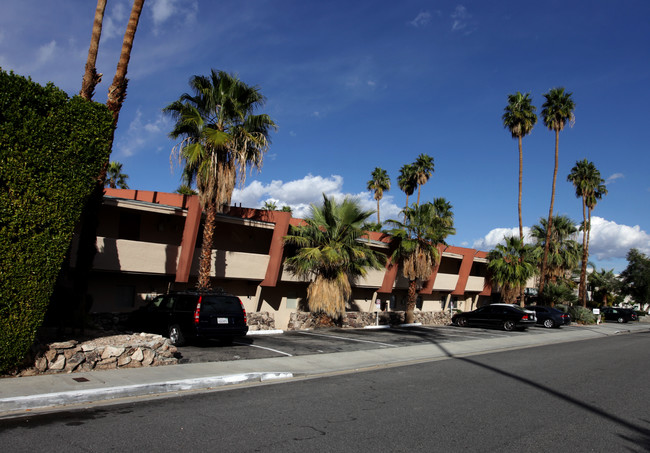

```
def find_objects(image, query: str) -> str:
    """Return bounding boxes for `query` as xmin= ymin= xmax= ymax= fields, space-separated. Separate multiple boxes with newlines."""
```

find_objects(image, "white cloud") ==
xmin=36 ymin=40 xmax=57 ymax=64
xmin=150 ymin=0 xmax=198 ymax=33
xmin=232 ymin=174 xmax=401 ymax=220
xmin=472 ymin=227 xmax=533 ymax=250
xmin=115 ymin=109 xmax=172 ymax=157
xmin=587 ymin=216 xmax=650 ymax=259
xmin=102 ymin=2 xmax=128 ymax=41
xmin=451 ymin=5 xmax=469 ymax=32
xmin=409 ymin=12 xmax=432 ymax=28
xmin=472 ymin=217 xmax=650 ymax=261
xmin=606 ymin=172 xmax=624 ymax=184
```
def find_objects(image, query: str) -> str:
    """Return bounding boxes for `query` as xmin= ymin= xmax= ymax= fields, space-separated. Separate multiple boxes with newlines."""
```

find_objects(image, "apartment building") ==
xmin=82 ymin=189 xmax=493 ymax=329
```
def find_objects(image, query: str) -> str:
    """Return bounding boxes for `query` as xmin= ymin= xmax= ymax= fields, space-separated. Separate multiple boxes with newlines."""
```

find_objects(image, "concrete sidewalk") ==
xmin=1 ymin=322 xmax=648 ymax=419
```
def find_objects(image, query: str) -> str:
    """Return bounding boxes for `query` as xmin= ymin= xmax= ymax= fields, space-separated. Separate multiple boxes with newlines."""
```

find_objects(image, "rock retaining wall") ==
xmin=288 ymin=311 xmax=453 ymax=330
xmin=247 ymin=312 xmax=276 ymax=330
xmin=18 ymin=333 xmax=178 ymax=377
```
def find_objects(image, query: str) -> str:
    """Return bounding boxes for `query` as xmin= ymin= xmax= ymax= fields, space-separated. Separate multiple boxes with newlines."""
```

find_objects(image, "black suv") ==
xmin=131 ymin=290 xmax=249 ymax=345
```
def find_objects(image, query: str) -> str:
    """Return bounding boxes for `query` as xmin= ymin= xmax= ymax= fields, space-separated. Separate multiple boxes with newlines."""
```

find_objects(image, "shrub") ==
xmin=0 ymin=70 xmax=113 ymax=373
xmin=568 ymin=305 xmax=597 ymax=324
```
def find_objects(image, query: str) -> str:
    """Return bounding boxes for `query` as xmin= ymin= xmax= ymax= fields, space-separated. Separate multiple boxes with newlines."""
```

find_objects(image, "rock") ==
xmin=101 ymin=345 xmax=125 ymax=359
xmin=49 ymin=340 xmax=78 ymax=349
xmin=131 ymin=347 xmax=144 ymax=362
xmin=63 ymin=346 xmax=82 ymax=359
xmin=117 ymin=355 xmax=132 ymax=367
xmin=65 ymin=352 xmax=86 ymax=372
xmin=45 ymin=349 xmax=57 ymax=362
xmin=142 ymin=349 xmax=155 ymax=366
xmin=35 ymin=356 xmax=48 ymax=372
xmin=49 ymin=354 xmax=66 ymax=371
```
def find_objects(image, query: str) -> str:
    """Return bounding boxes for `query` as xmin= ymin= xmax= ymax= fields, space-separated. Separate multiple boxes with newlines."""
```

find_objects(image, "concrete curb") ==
xmin=0 ymin=372 xmax=294 ymax=414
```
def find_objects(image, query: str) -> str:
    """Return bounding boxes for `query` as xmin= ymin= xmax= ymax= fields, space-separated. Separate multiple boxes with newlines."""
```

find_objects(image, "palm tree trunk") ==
xmin=376 ymin=198 xmax=381 ymax=224
xmin=405 ymin=279 xmax=417 ymax=324
xmin=539 ymin=129 xmax=560 ymax=294
xmin=80 ymin=0 xmax=106 ymax=100
xmin=518 ymin=136 xmax=525 ymax=306
xmin=579 ymin=197 xmax=588 ymax=307
xmin=416 ymin=185 xmax=421 ymax=207
xmin=518 ymin=136 xmax=523 ymax=241
xmin=197 ymin=201 xmax=216 ymax=290
xmin=583 ymin=206 xmax=593 ymax=307
xmin=106 ymin=0 xmax=145 ymax=125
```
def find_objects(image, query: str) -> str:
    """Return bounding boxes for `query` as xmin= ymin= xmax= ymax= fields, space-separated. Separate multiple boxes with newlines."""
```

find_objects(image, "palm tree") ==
xmin=80 ymin=0 xmax=107 ymax=100
xmin=386 ymin=199 xmax=455 ymax=323
xmin=502 ymin=92 xmax=537 ymax=240
xmin=397 ymin=163 xmax=417 ymax=213
xmin=283 ymin=195 xmax=385 ymax=322
xmin=413 ymin=154 xmax=435 ymax=206
xmin=366 ymin=167 xmax=391 ymax=224
xmin=175 ymin=184 xmax=197 ymax=195
xmin=539 ymin=87 xmax=575 ymax=294
xmin=165 ymin=70 xmax=276 ymax=289
xmin=531 ymin=215 xmax=581 ymax=285
xmin=105 ymin=161 xmax=129 ymax=189
xmin=567 ymin=159 xmax=607 ymax=306
xmin=106 ymin=0 xmax=145 ymax=125
xmin=588 ymin=268 xmax=620 ymax=306
xmin=263 ymin=200 xmax=278 ymax=211
xmin=487 ymin=236 xmax=537 ymax=305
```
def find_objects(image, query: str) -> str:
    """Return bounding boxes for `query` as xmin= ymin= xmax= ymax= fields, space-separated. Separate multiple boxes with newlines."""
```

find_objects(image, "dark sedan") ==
xmin=452 ymin=304 xmax=537 ymax=331
xmin=600 ymin=307 xmax=638 ymax=323
xmin=525 ymin=305 xmax=571 ymax=328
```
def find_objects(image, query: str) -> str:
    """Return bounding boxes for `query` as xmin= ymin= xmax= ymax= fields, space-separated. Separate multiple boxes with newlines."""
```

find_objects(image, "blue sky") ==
xmin=1 ymin=0 xmax=649 ymax=271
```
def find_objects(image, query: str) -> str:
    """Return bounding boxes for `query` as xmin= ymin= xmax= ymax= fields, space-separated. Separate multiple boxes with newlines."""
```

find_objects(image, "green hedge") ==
xmin=0 ymin=70 xmax=113 ymax=373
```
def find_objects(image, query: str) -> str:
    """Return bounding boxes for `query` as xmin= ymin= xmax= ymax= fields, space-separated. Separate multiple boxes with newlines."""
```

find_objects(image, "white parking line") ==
xmin=296 ymin=331 xmax=399 ymax=347
xmin=234 ymin=342 xmax=293 ymax=356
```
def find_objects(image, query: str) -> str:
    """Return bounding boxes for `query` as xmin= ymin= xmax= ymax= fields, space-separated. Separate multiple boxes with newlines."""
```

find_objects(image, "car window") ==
xmin=150 ymin=296 xmax=165 ymax=308
xmin=201 ymin=295 xmax=242 ymax=314
xmin=174 ymin=295 xmax=197 ymax=312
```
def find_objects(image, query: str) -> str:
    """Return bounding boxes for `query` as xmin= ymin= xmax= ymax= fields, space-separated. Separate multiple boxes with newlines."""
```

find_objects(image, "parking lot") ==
xmin=176 ymin=323 xmax=591 ymax=364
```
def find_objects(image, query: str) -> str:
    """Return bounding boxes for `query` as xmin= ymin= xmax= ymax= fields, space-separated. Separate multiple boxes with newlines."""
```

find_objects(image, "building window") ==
xmin=118 ymin=211 xmax=141 ymax=241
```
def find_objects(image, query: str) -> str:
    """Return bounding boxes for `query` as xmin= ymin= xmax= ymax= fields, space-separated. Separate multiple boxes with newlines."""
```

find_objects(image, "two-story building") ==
xmin=77 ymin=188 xmax=493 ymax=329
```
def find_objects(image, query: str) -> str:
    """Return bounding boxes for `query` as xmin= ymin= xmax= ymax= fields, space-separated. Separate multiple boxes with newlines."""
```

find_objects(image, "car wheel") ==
xmin=503 ymin=320 xmax=515 ymax=331
xmin=617 ymin=317 xmax=627 ymax=323
xmin=168 ymin=324 xmax=185 ymax=346
xmin=456 ymin=317 xmax=468 ymax=327
xmin=543 ymin=318 xmax=555 ymax=328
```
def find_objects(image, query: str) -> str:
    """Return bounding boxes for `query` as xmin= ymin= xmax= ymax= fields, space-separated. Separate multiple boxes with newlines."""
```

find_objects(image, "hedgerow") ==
xmin=0 ymin=70 xmax=113 ymax=373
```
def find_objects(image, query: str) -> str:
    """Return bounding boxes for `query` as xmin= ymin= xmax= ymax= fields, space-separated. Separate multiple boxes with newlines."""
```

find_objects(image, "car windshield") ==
xmin=201 ymin=295 xmax=242 ymax=314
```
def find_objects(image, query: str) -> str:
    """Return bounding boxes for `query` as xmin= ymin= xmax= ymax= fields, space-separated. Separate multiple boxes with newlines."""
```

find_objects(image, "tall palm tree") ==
xmin=567 ymin=159 xmax=607 ymax=306
xmin=366 ymin=167 xmax=390 ymax=224
xmin=539 ymin=87 xmax=575 ymax=294
xmin=386 ymin=199 xmax=455 ymax=323
xmin=413 ymin=154 xmax=434 ymax=206
xmin=80 ymin=0 xmax=107 ymax=100
xmin=487 ymin=236 xmax=537 ymax=305
xmin=165 ymin=70 xmax=276 ymax=289
xmin=106 ymin=0 xmax=145 ymax=125
xmin=531 ymin=215 xmax=581 ymax=286
xmin=283 ymin=195 xmax=385 ymax=322
xmin=105 ymin=161 xmax=129 ymax=189
xmin=502 ymin=92 xmax=537 ymax=240
xmin=397 ymin=163 xmax=417 ymax=213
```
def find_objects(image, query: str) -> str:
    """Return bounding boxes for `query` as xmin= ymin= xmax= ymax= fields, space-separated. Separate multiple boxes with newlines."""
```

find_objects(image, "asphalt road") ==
xmin=177 ymin=323 xmax=600 ymax=363
xmin=2 ymin=331 xmax=648 ymax=452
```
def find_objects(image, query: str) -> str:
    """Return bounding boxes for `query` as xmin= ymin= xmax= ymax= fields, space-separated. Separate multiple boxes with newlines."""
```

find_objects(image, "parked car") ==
xmin=600 ymin=306 xmax=638 ymax=323
xmin=525 ymin=305 xmax=571 ymax=328
xmin=452 ymin=304 xmax=537 ymax=331
xmin=129 ymin=290 xmax=249 ymax=345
